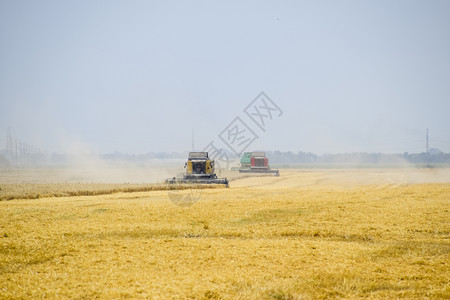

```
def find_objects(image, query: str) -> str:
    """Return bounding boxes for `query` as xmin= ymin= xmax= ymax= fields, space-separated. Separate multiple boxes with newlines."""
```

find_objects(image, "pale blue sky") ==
xmin=1 ymin=1 xmax=449 ymax=154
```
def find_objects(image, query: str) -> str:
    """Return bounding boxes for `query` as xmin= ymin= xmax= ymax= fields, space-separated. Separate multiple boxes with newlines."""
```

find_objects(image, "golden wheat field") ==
xmin=0 ymin=168 xmax=449 ymax=299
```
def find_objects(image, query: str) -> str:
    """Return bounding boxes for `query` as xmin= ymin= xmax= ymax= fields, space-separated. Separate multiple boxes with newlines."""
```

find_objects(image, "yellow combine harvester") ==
xmin=166 ymin=152 xmax=229 ymax=187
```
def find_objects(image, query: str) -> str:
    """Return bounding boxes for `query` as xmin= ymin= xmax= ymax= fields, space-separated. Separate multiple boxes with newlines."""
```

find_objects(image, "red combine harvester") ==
xmin=239 ymin=152 xmax=279 ymax=176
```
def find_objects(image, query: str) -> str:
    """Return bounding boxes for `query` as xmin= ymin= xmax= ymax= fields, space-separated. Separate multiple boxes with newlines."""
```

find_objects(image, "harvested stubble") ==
xmin=0 ymin=169 xmax=449 ymax=299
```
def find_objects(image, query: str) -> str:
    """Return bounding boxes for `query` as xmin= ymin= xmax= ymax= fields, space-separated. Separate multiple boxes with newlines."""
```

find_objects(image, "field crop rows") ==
xmin=0 ymin=169 xmax=449 ymax=299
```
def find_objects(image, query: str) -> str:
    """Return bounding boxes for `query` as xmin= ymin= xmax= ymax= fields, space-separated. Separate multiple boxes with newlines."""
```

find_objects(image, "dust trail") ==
xmin=0 ymin=154 xmax=185 ymax=184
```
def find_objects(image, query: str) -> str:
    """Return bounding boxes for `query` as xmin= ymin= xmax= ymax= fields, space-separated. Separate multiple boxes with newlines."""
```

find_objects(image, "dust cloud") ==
xmin=0 ymin=154 xmax=184 ymax=184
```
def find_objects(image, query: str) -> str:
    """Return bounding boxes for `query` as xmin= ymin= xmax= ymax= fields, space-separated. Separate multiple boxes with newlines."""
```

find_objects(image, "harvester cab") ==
xmin=166 ymin=152 xmax=229 ymax=187
xmin=185 ymin=152 xmax=214 ymax=178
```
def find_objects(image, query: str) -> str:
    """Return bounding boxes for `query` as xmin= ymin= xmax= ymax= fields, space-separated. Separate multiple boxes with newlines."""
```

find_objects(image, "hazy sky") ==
xmin=1 ymin=1 xmax=449 ymax=155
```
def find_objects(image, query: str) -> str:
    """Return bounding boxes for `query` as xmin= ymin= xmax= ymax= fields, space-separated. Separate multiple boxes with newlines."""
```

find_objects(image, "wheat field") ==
xmin=0 ymin=169 xmax=449 ymax=299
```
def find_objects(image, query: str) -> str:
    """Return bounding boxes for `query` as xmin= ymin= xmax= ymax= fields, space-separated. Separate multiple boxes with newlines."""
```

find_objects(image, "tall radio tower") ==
xmin=426 ymin=128 xmax=429 ymax=153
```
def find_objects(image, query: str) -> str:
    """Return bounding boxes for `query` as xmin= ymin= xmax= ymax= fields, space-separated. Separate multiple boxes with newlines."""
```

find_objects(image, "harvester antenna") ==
xmin=192 ymin=129 xmax=195 ymax=151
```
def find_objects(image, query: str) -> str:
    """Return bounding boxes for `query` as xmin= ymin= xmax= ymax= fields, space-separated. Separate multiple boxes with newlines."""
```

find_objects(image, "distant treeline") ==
xmin=1 ymin=149 xmax=450 ymax=167
xmin=266 ymin=150 xmax=450 ymax=166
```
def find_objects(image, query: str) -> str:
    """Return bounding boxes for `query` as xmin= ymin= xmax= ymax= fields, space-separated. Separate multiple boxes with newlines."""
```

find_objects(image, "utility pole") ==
xmin=6 ymin=127 xmax=15 ymax=161
xmin=6 ymin=127 xmax=11 ymax=158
